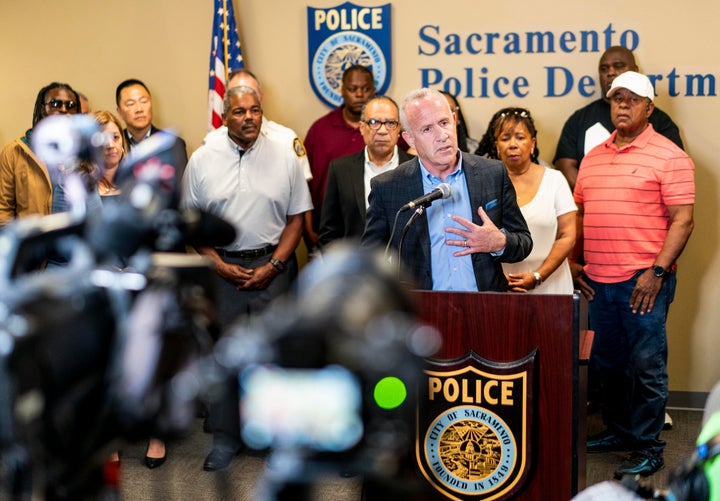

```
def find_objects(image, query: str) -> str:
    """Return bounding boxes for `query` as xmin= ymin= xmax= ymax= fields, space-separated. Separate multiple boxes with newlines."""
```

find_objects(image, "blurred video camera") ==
xmin=0 ymin=115 xmax=231 ymax=500
xmin=0 ymin=113 xmax=444 ymax=501
xmin=212 ymin=244 xmax=442 ymax=500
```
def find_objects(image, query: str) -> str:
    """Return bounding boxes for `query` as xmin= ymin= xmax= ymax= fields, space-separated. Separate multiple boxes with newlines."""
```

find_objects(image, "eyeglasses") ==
xmin=364 ymin=119 xmax=399 ymax=131
xmin=45 ymin=99 xmax=77 ymax=111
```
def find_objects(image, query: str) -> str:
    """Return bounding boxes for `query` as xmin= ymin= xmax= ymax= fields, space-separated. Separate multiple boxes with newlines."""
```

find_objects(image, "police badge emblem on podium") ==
xmin=417 ymin=351 xmax=535 ymax=500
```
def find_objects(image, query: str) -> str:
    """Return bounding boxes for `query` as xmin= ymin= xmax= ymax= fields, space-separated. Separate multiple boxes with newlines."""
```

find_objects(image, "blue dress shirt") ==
xmin=419 ymin=156 xmax=478 ymax=291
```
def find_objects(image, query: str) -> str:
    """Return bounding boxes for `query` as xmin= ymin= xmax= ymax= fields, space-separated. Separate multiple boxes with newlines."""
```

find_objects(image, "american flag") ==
xmin=207 ymin=0 xmax=243 ymax=131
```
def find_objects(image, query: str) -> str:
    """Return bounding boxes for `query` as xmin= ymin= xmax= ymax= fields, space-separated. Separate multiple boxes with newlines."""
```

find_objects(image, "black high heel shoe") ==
xmin=145 ymin=442 xmax=167 ymax=469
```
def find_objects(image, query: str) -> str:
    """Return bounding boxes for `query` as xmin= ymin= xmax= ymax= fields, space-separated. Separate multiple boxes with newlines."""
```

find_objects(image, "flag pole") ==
xmin=209 ymin=0 xmax=242 ymax=131
xmin=223 ymin=0 xmax=229 ymax=81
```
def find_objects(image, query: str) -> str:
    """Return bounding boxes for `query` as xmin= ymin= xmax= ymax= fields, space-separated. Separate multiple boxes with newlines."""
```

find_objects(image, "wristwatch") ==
xmin=269 ymin=257 xmax=286 ymax=272
xmin=533 ymin=271 xmax=543 ymax=286
xmin=652 ymin=265 xmax=667 ymax=278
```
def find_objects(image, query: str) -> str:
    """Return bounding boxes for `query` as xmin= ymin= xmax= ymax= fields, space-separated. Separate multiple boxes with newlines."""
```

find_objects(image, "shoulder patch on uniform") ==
xmin=293 ymin=137 xmax=307 ymax=158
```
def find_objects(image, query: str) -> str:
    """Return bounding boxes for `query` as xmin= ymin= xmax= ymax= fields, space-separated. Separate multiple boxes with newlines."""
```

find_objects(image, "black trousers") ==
xmin=209 ymin=252 xmax=297 ymax=449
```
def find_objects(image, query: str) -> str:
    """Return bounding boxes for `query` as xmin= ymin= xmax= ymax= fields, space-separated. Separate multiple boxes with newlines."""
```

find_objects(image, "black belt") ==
xmin=216 ymin=244 xmax=277 ymax=259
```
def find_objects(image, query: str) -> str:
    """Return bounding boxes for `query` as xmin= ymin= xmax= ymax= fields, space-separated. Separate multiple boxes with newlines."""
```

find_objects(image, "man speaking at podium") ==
xmin=361 ymin=88 xmax=532 ymax=291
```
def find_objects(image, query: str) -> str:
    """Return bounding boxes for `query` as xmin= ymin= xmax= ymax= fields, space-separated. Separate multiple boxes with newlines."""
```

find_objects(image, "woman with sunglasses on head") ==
xmin=489 ymin=107 xmax=577 ymax=294
xmin=0 ymin=82 xmax=80 ymax=226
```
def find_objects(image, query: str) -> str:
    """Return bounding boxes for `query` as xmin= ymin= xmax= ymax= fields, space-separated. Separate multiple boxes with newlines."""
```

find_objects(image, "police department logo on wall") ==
xmin=417 ymin=351 xmax=535 ymax=500
xmin=307 ymin=2 xmax=392 ymax=108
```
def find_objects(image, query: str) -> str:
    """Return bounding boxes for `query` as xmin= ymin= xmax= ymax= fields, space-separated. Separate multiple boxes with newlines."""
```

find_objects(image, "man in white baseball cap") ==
xmin=575 ymin=70 xmax=695 ymax=478
xmin=606 ymin=70 xmax=656 ymax=101
xmin=553 ymin=47 xmax=683 ymax=191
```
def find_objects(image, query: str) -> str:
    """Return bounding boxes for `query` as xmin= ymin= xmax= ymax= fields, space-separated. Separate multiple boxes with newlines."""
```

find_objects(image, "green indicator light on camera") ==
xmin=373 ymin=376 xmax=407 ymax=410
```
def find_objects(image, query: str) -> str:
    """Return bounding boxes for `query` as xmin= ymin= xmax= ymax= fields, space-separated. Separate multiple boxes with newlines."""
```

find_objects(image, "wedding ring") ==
xmin=464 ymin=240 xmax=468 ymax=247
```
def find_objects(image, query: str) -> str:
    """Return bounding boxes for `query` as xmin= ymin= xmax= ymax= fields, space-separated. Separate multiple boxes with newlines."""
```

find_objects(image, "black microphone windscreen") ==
xmin=180 ymin=209 xmax=236 ymax=248
xmin=87 ymin=201 xmax=151 ymax=260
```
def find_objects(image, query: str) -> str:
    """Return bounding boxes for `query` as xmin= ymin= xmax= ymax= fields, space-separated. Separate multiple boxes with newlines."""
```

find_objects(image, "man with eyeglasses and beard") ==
xmin=318 ymin=96 xmax=413 ymax=248
xmin=0 ymin=82 xmax=80 ymax=225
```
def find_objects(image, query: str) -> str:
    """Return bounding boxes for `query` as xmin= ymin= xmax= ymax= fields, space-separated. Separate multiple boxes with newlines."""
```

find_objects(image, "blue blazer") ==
xmin=361 ymin=152 xmax=532 ymax=291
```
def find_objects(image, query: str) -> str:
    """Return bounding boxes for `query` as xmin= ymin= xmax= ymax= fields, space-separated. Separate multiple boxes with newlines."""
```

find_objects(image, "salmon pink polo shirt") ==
xmin=574 ymin=124 xmax=695 ymax=283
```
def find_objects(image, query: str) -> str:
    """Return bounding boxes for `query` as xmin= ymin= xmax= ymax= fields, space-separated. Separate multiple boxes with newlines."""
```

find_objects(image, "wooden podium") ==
xmin=412 ymin=291 xmax=587 ymax=500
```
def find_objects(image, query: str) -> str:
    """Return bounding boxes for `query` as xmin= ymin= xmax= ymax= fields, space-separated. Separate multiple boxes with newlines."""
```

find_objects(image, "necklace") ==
xmin=99 ymin=178 xmax=118 ymax=194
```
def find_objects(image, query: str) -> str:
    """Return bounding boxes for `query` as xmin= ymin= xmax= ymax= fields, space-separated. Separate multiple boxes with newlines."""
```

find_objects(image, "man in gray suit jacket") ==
xmin=362 ymin=88 xmax=532 ymax=292
xmin=319 ymin=96 xmax=413 ymax=248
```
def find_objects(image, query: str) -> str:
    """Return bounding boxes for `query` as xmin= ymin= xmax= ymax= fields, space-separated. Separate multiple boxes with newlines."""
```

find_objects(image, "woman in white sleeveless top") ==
xmin=489 ymin=108 xmax=577 ymax=294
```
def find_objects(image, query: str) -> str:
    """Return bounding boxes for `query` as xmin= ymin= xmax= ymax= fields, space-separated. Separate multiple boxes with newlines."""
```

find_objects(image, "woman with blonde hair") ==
xmin=93 ymin=110 xmax=167 ymax=468
xmin=93 ymin=110 xmax=127 ymax=199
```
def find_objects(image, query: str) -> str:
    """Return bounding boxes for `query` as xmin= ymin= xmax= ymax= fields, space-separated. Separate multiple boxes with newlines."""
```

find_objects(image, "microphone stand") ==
xmin=396 ymin=206 xmax=425 ymax=282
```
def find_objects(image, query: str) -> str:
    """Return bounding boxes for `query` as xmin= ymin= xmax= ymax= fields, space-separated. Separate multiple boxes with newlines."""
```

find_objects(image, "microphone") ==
xmin=400 ymin=183 xmax=452 ymax=211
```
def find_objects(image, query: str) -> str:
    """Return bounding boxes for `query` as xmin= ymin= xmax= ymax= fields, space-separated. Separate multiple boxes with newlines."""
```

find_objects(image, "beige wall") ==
xmin=1 ymin=1 xmax=718 ymax=391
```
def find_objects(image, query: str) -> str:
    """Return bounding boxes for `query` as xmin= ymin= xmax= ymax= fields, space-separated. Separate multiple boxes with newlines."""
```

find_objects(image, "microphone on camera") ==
xmin=400 ymin=183 xmax=452 ymax=211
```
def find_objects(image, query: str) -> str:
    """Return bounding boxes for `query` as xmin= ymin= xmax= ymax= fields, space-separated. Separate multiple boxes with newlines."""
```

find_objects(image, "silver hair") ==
xmin=222 ymin=85 xmax=261 ymax=115
xmin=399 ymin=87 xmax=449 ymax=133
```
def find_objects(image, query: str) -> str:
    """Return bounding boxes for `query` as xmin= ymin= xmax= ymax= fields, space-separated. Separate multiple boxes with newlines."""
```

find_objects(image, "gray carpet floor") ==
xmin=584 ymin=407 xmax=702 ymax=493
xmin=115 ymin=408 xmax=702 ymax=500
